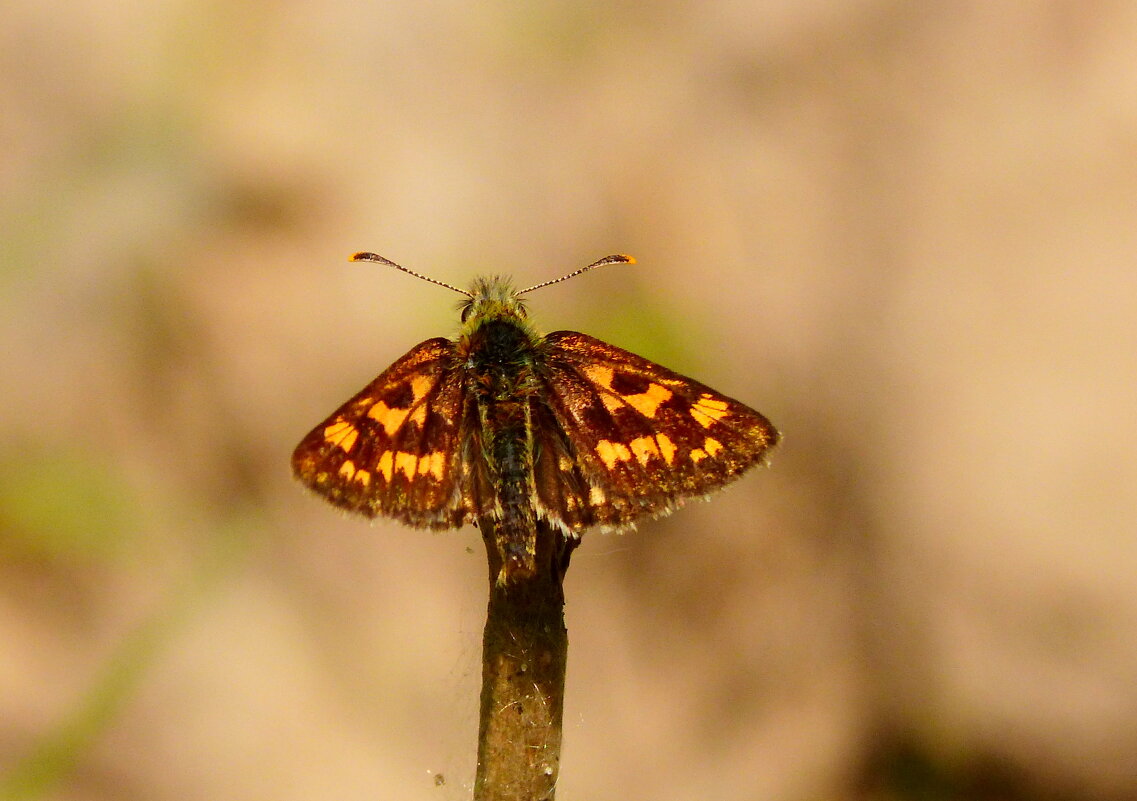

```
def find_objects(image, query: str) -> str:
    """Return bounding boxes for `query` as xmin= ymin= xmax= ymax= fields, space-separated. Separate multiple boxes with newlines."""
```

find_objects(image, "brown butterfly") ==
xmin=292 ymin=253 xmax=779 ymax=581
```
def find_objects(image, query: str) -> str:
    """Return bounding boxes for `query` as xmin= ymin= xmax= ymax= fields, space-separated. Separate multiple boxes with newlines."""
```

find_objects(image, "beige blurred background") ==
xmin=3 ymin=2 xmax=1135 ymax=799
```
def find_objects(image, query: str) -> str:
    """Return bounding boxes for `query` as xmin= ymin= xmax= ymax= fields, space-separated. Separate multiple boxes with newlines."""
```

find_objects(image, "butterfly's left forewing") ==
xmin=291 ymin=337 xmax=471 ymax=528
xmin=533 ymin=331 xmax=779 ymax=531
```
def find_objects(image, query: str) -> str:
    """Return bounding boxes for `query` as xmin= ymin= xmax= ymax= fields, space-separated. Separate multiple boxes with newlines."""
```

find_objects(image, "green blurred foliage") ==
xmin=0 ymin=447 xmax=139 ymax=562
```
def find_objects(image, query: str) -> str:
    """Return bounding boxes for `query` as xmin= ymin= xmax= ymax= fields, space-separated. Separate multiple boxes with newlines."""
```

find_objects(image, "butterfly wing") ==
xmin=533 ymin=331 xmax=779 ymax=531
xmin=291 ymin=338 xmax=473 ymax=528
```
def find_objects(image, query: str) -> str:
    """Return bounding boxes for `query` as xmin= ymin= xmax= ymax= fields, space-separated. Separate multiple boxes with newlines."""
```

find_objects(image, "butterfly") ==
xmin=292 ymin=253 xmax=779 ymax=582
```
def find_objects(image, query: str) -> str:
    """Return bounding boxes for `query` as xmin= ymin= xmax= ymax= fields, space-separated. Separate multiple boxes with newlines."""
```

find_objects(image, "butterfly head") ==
xmin=454 ymin=275 xmax=543 ymax=352
xmin=460 ymin=275 xmax=528 ymax=323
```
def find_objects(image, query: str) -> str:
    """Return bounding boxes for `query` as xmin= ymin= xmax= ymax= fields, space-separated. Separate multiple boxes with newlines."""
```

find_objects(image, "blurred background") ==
xmin=3 ymin=2 xmax=1135 ymax=799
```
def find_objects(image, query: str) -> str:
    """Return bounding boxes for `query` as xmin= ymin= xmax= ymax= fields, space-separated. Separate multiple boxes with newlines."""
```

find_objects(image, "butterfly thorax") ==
xmin=455 ymin=276 xmax=546 ymax=580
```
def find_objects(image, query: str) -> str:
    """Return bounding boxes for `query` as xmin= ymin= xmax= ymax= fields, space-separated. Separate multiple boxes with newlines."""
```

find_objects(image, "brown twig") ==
xmin=474 ymin=521 xmax=577 ymax=801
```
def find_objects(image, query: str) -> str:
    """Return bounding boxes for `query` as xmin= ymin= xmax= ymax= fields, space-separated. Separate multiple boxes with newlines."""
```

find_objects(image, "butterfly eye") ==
xmin=460 ymin=301 xmax=474 ymax=322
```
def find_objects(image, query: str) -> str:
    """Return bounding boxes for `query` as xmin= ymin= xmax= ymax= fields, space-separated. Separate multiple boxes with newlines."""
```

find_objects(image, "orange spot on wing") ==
xmin=629 ymin=435 xmax=660 ymax=465
xmin=595 ymin=439 xmax=632 ymax=469
xmin=366 ymin=375 xmax=437 ymax=436
xmin=690 ymin=394 xmax=730 ymax=428
xmin=416 ymin=451 xmax=445 ymax=481
xmin=582 ymin=364 xmax=672 ymax=418
xmin=395 ymin=451 xmax=417 ymax=480
xmin=582 ymin=363 xmax=615 ymax=387
xmin=367 ymin=402 xmax=409 ymax=437
xmin=600 ymin=394 xmax=624 ymax=413
xmin=324 ymin=420 xmax=359 ymax=452
xmin=622 ymin=383 xmax=672 ymax=418
xmin=376 ymin=451 xmax=394 ymax=481
xmin=409 ymin=374 xmax=435 ymax=399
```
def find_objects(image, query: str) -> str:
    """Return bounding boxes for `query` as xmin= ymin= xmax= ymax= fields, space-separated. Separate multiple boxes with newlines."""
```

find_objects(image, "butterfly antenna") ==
xmin=350 ymin=252 xmax=472 ymax=297
xmin=518 ymin=254 xmax=636 ymax=295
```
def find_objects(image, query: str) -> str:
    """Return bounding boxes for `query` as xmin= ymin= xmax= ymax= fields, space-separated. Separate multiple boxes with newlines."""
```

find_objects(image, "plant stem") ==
xmin=473 ymin=521 xmax=577 ymax=801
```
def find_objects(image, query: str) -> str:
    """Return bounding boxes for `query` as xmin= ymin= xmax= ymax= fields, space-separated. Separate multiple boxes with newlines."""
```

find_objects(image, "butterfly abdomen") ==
xmin=463 ymin=317 xmax=546 ymax=581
